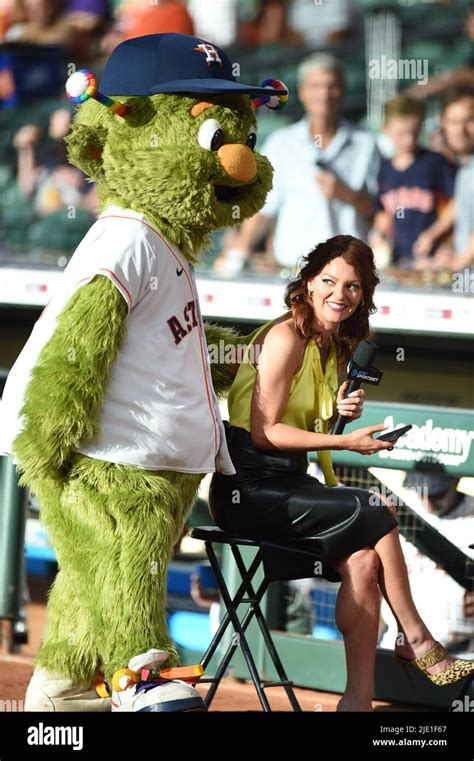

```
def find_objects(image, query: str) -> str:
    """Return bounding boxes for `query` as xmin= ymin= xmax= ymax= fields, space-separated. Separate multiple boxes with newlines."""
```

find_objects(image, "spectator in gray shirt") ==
xmin=215 ymin=53 xmax=380 ymax=276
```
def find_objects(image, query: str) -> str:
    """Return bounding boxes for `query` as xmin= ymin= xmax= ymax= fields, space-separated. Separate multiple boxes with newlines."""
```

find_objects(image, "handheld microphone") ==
xmin=331 ymin=339 xmax=383 ymax=435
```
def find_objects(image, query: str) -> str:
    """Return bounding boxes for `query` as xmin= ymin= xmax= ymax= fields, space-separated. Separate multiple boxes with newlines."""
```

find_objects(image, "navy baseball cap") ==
xmin=99 ymin=33 xmax=287 ymax=98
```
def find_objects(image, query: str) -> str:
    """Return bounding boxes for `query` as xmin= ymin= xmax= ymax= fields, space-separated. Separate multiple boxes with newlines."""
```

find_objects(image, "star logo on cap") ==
xmin=194 ymin=42 xmax=223 ymax=67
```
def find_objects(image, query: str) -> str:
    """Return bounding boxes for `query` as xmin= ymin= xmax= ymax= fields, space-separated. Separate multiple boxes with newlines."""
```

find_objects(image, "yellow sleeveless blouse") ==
xmin=228 ymin=314 xmax=339 ymax=486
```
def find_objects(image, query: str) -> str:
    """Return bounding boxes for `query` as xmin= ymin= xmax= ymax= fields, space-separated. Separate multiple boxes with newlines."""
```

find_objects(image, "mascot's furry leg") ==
xmin=26 ymin=461 xmax=202 ymax=711
xmin=13 ymin=276 xmax=249 ymax=711
xmin=31 ymin=457 xmax=201 ymax=693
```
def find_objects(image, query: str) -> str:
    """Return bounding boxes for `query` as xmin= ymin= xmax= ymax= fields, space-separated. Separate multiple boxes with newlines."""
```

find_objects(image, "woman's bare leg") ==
xmin=332 ymin=548 xmax=381 ymax=711
xmin=373 ymin=517 xmax=454 ymax=674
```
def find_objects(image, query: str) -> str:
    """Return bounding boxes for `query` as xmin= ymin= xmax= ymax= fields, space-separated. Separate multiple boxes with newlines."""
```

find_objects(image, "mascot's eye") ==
xmin=198 ymin=119 xmax=224 ymax=151
xmin=246 ymin=128 xmax=257 ymax=151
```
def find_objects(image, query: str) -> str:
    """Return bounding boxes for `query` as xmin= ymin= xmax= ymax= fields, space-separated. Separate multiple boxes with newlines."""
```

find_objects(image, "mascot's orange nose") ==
xmin=217 ymin=144 xmax=257 ymax=183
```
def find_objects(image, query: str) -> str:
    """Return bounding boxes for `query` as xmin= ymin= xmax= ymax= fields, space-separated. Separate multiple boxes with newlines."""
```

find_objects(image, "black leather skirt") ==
xmin=209 ymin=423 xmax=398 ymax=582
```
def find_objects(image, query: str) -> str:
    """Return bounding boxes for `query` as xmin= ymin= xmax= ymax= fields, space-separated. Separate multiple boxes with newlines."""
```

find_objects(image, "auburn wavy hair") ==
xmin=284 ymin=235 xmax=379 ymax=370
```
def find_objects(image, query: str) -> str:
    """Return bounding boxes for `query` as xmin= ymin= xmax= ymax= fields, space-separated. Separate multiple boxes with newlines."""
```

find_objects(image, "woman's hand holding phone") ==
xmin=344 ymin=424 xmax=396 ymax=455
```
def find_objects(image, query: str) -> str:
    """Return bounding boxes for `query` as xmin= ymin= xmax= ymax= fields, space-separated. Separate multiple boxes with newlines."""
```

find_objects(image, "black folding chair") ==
xmin=190 ymin=526 xmax=331 ymax=712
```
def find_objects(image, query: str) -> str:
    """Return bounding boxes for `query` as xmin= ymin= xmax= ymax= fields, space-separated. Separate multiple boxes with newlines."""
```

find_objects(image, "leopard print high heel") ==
xmin=396 ymin=641 xmax=474 ymax=687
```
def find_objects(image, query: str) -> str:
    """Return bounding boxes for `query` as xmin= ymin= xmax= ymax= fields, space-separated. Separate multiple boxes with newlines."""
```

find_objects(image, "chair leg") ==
xmin=202 ymin=542 xmax=272 ymax=711
xmin=200 ymin=544 xmax=262 ymax=672
xmin=200 ymin=543 xmax=261 ymax=708
xmin=200 ymin=542 xmax=302 ymax=711
xmin=205 ymin=575 xmax=269 ymax=708
xmin=231 ymin=546 xmax=302 ymax=712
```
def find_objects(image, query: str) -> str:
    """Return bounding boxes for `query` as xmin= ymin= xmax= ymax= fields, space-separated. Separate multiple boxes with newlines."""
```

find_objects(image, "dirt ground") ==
xmin=0 ymin=575 xmax=427 ymax=712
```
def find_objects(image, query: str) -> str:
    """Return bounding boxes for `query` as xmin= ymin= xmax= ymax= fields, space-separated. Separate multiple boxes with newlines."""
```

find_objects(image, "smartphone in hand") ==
xmin=375 ymin=424 xmax=412 ymax=442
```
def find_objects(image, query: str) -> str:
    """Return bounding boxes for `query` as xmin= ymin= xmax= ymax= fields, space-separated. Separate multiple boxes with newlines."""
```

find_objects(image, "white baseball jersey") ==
xmin=0 ymin=205 xmax=236 ymax=475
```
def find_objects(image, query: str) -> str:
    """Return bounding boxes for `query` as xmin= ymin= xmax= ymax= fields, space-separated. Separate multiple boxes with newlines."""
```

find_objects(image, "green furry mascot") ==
xmin=0 ymin=33 xmax=287 ymax=712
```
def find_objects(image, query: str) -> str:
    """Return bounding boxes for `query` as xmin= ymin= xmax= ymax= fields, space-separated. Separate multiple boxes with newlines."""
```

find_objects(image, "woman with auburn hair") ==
xmin=209 ymin=234 xmax=474 ymax=711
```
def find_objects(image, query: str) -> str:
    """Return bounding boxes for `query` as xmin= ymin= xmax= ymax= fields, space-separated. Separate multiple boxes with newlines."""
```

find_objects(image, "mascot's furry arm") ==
xmin=12 ymin=276 xmax=128 ymax=488
xmin=204 ymin=322 xmax=261 ymax=398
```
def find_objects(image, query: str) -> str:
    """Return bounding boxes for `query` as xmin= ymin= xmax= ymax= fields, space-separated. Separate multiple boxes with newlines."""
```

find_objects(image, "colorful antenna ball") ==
xmin=65 ymin=69 xmax=130 ymax=117
xmin=252 ymin=79 xmax=289 ymax=110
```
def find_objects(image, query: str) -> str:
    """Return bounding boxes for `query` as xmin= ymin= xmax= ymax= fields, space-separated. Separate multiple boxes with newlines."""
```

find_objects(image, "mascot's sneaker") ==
xmin=110 ymin=649 xmax=207 ymax=712
xmin=112 ymin=678 xmax=206 ymax=713
xmin=25 ymin=667 xmax=111 ymax=712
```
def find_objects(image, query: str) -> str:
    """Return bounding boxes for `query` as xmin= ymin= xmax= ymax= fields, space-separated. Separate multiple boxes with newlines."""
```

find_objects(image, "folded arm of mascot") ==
xmin=0 ymin=33 xmax=286 ymax=712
